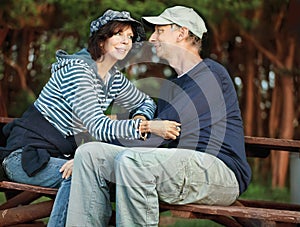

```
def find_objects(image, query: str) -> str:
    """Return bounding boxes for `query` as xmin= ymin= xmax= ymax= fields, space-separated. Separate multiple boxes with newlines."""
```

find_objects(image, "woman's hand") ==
xmin=60 ymin=159 xmax=74 ymax=179
xmin=149 ymin=120 xmax=181 ymax=140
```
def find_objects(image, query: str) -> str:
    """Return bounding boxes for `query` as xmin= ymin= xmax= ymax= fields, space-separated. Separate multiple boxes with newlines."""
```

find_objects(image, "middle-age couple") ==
xmin=1 ymin=6 xmax=251 ymax=227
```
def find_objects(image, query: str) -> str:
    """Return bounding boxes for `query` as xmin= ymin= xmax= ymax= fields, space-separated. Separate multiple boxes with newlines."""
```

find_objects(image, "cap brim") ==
xmin=142 ymin=16 xmax=172 ymax=25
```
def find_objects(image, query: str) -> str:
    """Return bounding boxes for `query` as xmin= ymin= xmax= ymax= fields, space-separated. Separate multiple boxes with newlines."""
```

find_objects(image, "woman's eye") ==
xmin=114 ymin=32 xmax=133 ymax=40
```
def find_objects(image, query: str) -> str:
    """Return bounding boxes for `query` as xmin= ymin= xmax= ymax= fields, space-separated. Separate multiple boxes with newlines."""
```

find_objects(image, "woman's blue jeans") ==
xmin=2 ymin=149 xmax=70 ymax=227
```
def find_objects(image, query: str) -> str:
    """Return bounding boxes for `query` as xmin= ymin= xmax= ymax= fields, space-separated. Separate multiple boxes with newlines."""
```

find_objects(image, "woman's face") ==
xmin=103 ymin=26 xmax=134 ymax=61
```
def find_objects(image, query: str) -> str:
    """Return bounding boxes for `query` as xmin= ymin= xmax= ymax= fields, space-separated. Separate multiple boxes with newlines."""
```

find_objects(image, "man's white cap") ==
xmin=142 ymin=6 xmax=207 ymax=39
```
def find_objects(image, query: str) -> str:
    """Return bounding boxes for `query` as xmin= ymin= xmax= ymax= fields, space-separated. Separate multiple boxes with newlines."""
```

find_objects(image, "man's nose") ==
xmin=149 ymin=33 xmax=157 ymax=43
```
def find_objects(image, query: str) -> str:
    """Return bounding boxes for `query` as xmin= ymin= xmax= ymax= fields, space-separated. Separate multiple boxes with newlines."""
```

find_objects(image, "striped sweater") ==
xmin=34 ymin=48 xmax=156 ymax=142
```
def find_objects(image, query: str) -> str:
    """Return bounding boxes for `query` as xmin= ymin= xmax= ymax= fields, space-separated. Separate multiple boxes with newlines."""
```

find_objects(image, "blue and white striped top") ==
xmin=34 ymin=48 xmax=156 ymax=142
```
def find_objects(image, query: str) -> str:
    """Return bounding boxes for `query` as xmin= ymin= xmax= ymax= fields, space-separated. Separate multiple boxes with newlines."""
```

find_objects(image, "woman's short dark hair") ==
xmin=88 ymin=21 xmax=138 ymax=61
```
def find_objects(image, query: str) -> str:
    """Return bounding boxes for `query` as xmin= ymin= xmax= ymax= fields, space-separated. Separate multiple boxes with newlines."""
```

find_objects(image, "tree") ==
xmin=0 ymin=0 xmax=299 ymax=188
xmin=0 ymin=0 xmax=108 ymax=116
xmin=239 ymin=0 xmax=299 ymax=188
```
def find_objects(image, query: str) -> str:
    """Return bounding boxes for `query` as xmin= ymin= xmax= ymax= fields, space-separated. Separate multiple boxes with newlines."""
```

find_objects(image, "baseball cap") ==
xmin=90 ymin=9 xmax=146 ymax=42
xmin=142 ymin=6 xmax=207 ymax=39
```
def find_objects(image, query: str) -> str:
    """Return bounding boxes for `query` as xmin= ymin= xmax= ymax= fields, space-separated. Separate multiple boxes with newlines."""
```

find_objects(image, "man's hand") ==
xmin=149 ymin=120 xmax=181 ymax=140
xmin=60 ymin=159 xmax=74 ymax=179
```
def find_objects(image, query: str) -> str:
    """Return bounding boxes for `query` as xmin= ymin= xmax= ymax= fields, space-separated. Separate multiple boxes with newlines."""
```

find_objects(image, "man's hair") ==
xmin=171 ymin=24 xmax=203 ymax=56
xmin=187 ymin=31 xmax=203 ymax=56
xmin=88 ymin=21 xmax=137 ymax=61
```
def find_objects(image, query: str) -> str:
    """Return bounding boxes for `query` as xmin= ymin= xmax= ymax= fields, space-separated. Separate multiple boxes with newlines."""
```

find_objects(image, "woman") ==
xmin=0 ymin=9 xmax=180 ymax=226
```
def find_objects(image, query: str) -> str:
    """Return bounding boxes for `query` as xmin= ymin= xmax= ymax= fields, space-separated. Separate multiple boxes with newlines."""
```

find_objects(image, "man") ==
xmin=66 ymin=6 xmax=251 ymax=226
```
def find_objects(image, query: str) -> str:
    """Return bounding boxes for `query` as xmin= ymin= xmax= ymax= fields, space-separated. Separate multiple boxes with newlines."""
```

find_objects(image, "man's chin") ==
xmin=155 ymin=50 xmax=163 ymax=58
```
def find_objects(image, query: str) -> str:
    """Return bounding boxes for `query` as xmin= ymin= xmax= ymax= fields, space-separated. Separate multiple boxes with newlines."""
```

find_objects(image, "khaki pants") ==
xmin=66 ymin=142 xmax=239 ymax=227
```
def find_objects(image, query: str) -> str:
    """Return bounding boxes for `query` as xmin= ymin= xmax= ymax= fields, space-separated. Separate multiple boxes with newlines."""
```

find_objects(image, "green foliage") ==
xmin=8 ymin=89 xmax=36 ymax=117
xmin=51 ymin=0 xmax=97 ymax=37
xmin=1 ymin=0 xmax=40 ymax=28
xmin=240 ymin=182 xmax=290 ymax=203
xmin=32 ymin=32 xmax=82 ymax=94
xmin=177 ymin=0 xmax=262 ymax=29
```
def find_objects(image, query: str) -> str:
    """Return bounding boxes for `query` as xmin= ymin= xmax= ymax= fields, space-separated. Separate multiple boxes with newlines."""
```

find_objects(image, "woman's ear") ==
xmin=99 ymin=42 xmax=105 ymax=52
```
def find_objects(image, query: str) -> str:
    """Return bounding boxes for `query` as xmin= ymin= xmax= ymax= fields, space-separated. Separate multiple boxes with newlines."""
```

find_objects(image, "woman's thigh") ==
xmin=3 ymin=149 xmax=67 ymax=188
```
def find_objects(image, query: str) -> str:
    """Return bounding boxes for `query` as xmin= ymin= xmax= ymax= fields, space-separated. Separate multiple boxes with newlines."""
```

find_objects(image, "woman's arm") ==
xmin=62 ymin=65 xmax=142 ymax=142
xmin=113 ymin=74 xmax=156 ymax=120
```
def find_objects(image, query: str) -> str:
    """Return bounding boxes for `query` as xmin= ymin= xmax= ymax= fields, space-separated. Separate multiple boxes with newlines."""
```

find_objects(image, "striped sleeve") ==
xmin=36 ymin=59 xmax=144 ymax=142
xmin=113 ymin=74 xmax=156 ymax=119
xmin=63 ymin=62 xmax=143 ymax=141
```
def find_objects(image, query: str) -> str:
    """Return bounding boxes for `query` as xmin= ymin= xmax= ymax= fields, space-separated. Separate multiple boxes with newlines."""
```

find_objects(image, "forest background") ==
xmin=0 ymin=0 xmax=299 ymax=198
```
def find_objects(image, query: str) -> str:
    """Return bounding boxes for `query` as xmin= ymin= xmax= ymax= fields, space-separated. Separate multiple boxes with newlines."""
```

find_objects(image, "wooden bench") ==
xmin=159 ymin=137 xmax=300 ymax=227
xmin=1 ymin=117 xmax=300 ymax=226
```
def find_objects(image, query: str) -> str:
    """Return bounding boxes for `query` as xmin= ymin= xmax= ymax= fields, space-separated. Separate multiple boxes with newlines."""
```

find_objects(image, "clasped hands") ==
xmin=138 ymin=119 xmax=181 ymax=140
xmin=60 ymin=117 xmax=181 ymax=179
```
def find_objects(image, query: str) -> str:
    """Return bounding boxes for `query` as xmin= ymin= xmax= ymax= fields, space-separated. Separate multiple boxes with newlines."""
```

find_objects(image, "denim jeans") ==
xmin=2 ymin=149 xmax=70 ymax=227
xmin=66 ymin=142 xmax=239 ymax=227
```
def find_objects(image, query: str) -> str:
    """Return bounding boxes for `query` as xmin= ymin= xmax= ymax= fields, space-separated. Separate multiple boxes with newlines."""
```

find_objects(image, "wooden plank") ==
xmin=245 ymin=136 xmax=300 ymax=153
xmin=0 ymin=181 xmax=57 ymax=195
xmin=238 ymin=199 xmax=300 ymax=211
xmin=0 ymin=200 xmax=53 ymax=226
xmin=8 ymin=223 xmax=46 ymax=227
xmin=0 ymin=117 xmax=14 ymax=124
xmin=159 ymin=203 xmax=300 ymax=224
xmin=0 ymin=191 xmax=42 ymax=210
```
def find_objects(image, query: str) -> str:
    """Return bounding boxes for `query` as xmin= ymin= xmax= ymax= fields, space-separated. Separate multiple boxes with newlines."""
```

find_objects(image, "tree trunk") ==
xmin=243 ymin=46 xmax=255 ymax=136
xmin=0 ymin=28 xmax=9 ymax=116
xmin=273 ymin=37 xmax=296 ymax=188
xmin=0 ymin=89 xmax=7 ymax=116
xmin=269 ymin=77 xmax=282 ymax=188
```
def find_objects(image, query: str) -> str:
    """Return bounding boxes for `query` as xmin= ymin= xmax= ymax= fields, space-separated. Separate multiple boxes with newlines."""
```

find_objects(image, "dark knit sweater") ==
xmin=0 ymin=104 xmax=78 ymax=176
xmin=113 ymin=59 xmax=251 ymax=194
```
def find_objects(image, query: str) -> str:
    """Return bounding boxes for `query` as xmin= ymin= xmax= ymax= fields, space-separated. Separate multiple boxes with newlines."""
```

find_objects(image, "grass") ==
xmin=0 ymin=182 xmax=291 ymax=226
xmin=240 ymin=183 xmax=290 ymax=202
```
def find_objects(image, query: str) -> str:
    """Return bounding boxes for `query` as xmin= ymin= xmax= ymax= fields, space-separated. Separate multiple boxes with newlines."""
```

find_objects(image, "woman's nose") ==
xmin=121 ymin=35 xmax=130 ymax=44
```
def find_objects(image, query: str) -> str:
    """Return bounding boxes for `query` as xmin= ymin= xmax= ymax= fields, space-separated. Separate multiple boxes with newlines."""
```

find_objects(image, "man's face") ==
xmin=149 ymin=25 xmax=178 ymax=60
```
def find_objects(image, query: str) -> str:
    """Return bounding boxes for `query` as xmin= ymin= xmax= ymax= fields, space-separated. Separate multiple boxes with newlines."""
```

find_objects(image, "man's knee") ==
xmin=75 ymin=142 xmax=99 ymax=162
xmin=114 ymin=149 xmax=135 ymax=169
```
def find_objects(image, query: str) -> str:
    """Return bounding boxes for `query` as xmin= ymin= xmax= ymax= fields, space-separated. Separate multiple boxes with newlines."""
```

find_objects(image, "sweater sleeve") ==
xmin=61 ymin=63 xmax=142 ymax=142
xmin=113 ymin=74 xmax=156 ymax=120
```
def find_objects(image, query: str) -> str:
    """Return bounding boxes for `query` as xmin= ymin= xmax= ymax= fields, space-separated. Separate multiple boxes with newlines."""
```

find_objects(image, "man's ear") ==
xmin=177 ymin=27 xmax=189 ymax=41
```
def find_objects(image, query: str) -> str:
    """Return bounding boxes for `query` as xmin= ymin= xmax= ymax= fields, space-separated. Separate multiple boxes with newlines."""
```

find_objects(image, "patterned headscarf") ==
xmin=90 ymin=9 xmax=146 ymax=43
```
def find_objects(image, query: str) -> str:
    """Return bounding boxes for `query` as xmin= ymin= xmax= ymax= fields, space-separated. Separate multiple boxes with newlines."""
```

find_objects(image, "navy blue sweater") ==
xmin=0 ymin=105 xmax=86 ymax=176
xmin=114 ymin=59 xmax=251 ymax=194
